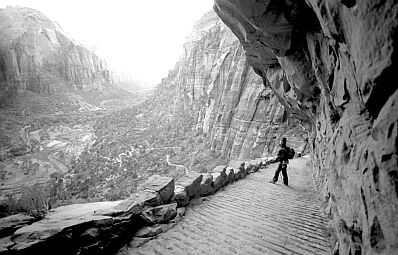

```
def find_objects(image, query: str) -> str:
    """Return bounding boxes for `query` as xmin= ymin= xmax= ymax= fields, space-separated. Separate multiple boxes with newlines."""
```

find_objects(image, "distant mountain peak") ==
xmin=0 ymin=6 xmax=115 ymax=96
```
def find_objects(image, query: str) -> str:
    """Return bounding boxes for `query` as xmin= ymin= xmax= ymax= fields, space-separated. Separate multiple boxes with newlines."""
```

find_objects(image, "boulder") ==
xmin=245 ymin=161 xmax=256 ymax=173
xmin=0 ymin=236 xmax=13 ymax=252
xmin=97 ymin=190 xmax=161 ymax=217
xmin=228 ymin=161 xmax=246 ymax=178
xmin=10 ymin=201 xmax=122 ymax=252
xmin=138 ymin=175 xmax=175 ymax=204
xmin=140 ymin=203 xmax=177 ymax=225
xmin=212 ymin=165 xmax=228 ymax=187
xmin=211 ymin=173 xmax=223 ymax=191
xmin=130 ymin=190 xmax=163 ymax=207
xmin=175 ymin=172 xmax=203 ymax=198
xmin=213 ymin=165 xmax=227 ymax=173
xmin=0 ymin=214 xmax=35 ymax=238
xmin=80 ymin=227 xmax=101 ymax=246
xmin=200 ymin=173 xmax=214 ymax=196
xmin=232 ymin=167 xmax=244 ymax=180
xmin=171 ymin=185 xmax=190 ymax=207
xmin=225 ymin=167 xmax=235 ymax=184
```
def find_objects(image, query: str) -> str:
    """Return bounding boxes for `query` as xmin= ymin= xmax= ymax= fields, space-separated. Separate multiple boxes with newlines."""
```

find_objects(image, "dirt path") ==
xmin=121 ymin=157 xmax=331 ymax=255
xmin=166 ymin=154 xmax=188 ymax=174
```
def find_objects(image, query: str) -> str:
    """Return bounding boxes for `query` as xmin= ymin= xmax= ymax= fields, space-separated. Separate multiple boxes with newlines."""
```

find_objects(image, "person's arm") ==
xmin=265 ymin=149 xmax=284 ymax=165
xmin=267 ymin=156 xmax=278 ymax=164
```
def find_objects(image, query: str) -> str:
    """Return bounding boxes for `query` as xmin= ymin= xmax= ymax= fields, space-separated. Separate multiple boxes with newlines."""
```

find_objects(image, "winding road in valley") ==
xmin=142 ymin=141 xmax=188 ymax=173
xmin=0 ymin=126 xmax=93 ymax=199
xmin=166 ymin=154 xmax=188 ymax=174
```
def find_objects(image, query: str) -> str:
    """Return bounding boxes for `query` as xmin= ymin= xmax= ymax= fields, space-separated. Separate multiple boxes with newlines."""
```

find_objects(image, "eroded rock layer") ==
xmin=214 ymin=0 xmax=398 ymax=254
xmin=156 ymin=11 xmax=306 ymax=160
xmin=0 ymin=6 xmax=114 ymax=95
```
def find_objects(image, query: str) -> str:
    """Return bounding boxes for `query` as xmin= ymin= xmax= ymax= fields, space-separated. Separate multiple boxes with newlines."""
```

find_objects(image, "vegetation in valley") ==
xmin=0 ymin=86 xmax=150 ymax=215
xmin=0 ymin=86 xmax=140 ymax=159
xmin=0 ymin=84 xmax=226 ymax=216
xmin=54 ymin=93 xmax=227 ymax=204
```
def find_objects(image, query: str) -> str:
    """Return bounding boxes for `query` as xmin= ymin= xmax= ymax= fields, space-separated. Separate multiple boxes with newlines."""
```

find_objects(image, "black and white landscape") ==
xmin=0 ymin=1 xmax=397 ymax=255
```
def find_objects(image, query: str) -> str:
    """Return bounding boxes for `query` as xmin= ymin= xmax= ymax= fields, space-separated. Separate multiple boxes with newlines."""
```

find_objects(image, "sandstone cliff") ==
xmin=214 ymin=0 xmax=398 ymax=254
xmin=156 ymin=11 xmax=307 ymax=160
xmin=0 ymin=6 xmax=114 ymax=96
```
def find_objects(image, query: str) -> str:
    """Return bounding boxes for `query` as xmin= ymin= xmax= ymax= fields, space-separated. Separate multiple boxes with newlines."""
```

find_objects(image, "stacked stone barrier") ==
xmin=0 ymin=157 xmax=274 ymax=254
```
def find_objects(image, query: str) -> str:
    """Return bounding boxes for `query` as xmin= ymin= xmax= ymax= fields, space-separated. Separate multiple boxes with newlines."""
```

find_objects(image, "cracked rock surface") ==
xmin=214 ymin=0 xmax=398 ymax=254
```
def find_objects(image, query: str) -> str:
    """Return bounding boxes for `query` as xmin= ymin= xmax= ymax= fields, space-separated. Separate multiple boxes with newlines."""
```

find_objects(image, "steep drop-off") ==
xmin=156 ymin=11 xmax=307 ymax=160
xmin=214 ymin=0 xmax=398 ymax=254
xmin=0 ymin=6 xmax=114 ymax=97
xmin=0 ymin=6 xmax=136 ymax=206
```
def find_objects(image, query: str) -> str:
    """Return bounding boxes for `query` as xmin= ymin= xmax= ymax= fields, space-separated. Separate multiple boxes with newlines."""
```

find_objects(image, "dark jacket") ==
xmin=269 ymin=146 xmax=290 ymax=165
xmin=277 ymin=147 xmax=290 ymax=164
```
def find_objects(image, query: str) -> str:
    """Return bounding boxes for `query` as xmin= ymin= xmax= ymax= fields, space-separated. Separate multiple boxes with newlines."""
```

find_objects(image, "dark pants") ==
xmin=272 ymin=164 xmax=288 ymax=185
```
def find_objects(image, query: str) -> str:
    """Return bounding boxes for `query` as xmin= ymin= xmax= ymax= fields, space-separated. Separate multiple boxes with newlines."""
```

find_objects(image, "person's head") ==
xmin=279 ymin=137 xmax=287 ymax=147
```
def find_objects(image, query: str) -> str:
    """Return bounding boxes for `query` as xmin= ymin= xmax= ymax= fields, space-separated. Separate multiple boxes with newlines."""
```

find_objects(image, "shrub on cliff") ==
xmin=0 ymin=179 xmax=63 ymax=219
xmin=0 ymin=185 xmax=47 ymax=219
xmin=17 ymin=184 xmax=49 ymax=219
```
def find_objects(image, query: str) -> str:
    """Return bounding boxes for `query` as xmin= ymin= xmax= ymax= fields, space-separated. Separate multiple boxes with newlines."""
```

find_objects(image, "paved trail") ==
xmin=124 ymin=157 xmax=331 ymax=255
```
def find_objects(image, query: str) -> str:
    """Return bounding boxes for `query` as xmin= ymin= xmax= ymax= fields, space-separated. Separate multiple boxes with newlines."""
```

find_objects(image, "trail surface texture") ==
xmin=123 ymin=157 xmax=331 ymax=255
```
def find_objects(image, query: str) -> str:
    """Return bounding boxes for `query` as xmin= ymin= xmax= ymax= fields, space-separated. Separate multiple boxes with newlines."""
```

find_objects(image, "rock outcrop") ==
xmin=0 ymin=157 xmax=270 ymax=254
xmin=0 ymin=6 xmax=115 ymax=95
xmin=214 ymin=0 xmax=398 ymax=254
xmin=155 ymin=11 xmax=307 ymax=160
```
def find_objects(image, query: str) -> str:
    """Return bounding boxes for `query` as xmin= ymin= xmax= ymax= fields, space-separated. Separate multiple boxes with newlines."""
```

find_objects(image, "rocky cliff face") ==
xmin=214 ymin=0 xmax=398 ymax=254
xmin=0 ymin=6 xmax=114 ymax=95
xmin=156 ymin=11 xmax=307 ymax=160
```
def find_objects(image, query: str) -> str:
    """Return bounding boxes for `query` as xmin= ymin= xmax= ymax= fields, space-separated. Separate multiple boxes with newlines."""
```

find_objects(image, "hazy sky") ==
xmin=0 ymin=0 xmax=215 ymax=86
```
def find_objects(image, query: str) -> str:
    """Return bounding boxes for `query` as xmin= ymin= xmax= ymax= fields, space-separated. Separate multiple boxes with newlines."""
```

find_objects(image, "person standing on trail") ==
xmin=269 ymin=137 xmax=292 ymax=186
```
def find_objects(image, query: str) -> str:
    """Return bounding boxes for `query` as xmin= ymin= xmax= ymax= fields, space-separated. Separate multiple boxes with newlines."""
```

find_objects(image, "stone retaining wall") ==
xmin=0 ymin=157 xmax=274 ymax=254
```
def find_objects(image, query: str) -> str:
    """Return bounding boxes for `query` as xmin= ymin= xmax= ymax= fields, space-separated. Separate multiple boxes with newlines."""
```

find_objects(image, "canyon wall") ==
xmin=0 ymin=6 xmax=114 ymax=95
xmin=214 ymin=0 xmax=398 ymax=254
xmin=156 ymin=11 xmax=307 ymax=160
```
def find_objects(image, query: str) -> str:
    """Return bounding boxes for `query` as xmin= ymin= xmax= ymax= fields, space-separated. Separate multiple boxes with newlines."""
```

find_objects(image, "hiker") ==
xmin=269 ymin=137 xmax=294 ymax=186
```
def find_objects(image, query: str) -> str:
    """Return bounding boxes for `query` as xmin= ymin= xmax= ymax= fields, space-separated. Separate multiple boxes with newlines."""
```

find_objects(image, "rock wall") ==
xmin=214 ymin=0 xmax=398 ymax=254
xmin=0 ymin=6 xmax=115 ymax=95
xmin=0 ymin=158 xmax=270 ymax=254
xmin=156 ymin=11 xmax=307 ymax=160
